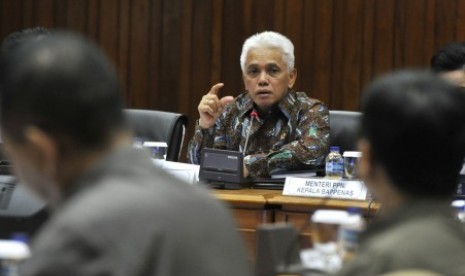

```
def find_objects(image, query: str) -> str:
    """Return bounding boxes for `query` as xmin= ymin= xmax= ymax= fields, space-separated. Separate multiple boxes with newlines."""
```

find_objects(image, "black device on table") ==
xmin=198 ymin=148 xmax=289 ymax=190
xmin=199 ymin=148 xmax=326 ymax=190
xmin=199 ymin=148 xmax=253 ymax=189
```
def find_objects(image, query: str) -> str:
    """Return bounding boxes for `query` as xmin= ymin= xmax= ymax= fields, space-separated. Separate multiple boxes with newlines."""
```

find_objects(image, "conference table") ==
xmin=211 ymin=188 xmax=380 ymax=261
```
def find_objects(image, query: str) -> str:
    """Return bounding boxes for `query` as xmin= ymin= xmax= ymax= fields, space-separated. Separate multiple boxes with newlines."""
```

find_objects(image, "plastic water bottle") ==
xmin=338 ymin=207 xmax=366 ymax=261
xmin=325 ymin=146 xmax=343 ymax=178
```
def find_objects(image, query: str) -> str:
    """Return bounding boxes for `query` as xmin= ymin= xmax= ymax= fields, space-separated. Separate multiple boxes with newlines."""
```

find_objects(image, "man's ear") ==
xmin=288 ymin=68 xmax=297 ymax=89
xmin=242 ymin=74 xmax=248 ymax=91
xmin=24 ymin=126 xmax=59 ymax=178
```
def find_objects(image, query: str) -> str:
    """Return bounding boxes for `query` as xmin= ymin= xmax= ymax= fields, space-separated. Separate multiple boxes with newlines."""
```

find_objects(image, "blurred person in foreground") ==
xmin=0 ymin=26 xmax=51 ymax=239
xmin=335 ymin=70 xmax=465 ymax=275
xmin=187 ymin=31 xmax=330 ymax=178
xmin=431 ymin=41 xmax=465 ymax=87
xmin=0 ymin=31 xmax=251 ymax=276
xmin=1 ymin=26 xmax=50 ymax=54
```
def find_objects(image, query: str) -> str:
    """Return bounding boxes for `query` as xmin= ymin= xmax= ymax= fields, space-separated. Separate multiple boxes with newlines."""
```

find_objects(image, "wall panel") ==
xmin=341 ymin=0 xmax=364 ymax=110
xmin=190 ymin=0 xmax=213 ymax=123
xmin=117 ymin=0 xmax=131 ymax=100
xmin=300 ymin=0 xmax=316 ymax=102
xmin=35 ymin=0 xmax=55 ymax=27
xmin=178 ymin=0 xmax=193 ymax=113
xmin=360 ymin=0 xmax=375 ymax=94
xmin=0 ymin=1 xmax=21 ymax=35
xmin=1 ymin=0 xmax=465 ymax=161
xmin=128 ymin=0 xmax=151 ymax=108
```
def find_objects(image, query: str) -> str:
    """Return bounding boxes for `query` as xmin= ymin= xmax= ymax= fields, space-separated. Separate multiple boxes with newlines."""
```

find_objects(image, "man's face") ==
xmin=440 ymin=70 xmax=465 ymax=88
xmin=242 ymin=47 xmax=297 ymax=112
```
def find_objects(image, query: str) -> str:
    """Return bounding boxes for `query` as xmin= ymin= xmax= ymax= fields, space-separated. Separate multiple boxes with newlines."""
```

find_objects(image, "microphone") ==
xmin=242 ymin=109 xmax=259 ymax=155
xmin=250 ymin=109 xmax=259 ymax=120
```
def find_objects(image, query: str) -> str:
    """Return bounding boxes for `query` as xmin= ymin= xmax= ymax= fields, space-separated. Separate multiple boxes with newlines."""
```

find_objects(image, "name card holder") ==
xmin=283 ymin=177 xmax=369 ymax=200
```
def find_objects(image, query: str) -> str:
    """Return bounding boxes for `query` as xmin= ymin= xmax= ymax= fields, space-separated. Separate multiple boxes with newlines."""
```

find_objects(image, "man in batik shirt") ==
xmin=187 ymin=31 xmax=329 ymax=178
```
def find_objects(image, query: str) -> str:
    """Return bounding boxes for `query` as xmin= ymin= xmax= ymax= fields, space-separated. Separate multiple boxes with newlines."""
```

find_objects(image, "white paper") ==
xmin=143 ymin=141 xmax=168 ymax=147
xmin=152 ymin=160 xmax=199 ymax=185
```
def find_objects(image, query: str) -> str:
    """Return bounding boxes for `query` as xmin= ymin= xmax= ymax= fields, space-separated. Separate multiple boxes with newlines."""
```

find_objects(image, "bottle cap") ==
xmin=329 ymin=146 xmax=340 ymax=152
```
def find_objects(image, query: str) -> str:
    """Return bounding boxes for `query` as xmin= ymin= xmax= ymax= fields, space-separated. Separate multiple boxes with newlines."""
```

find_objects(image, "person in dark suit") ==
xmin=187 ymin=31 xmax=330 ymax=178
xmin=335 ymin=70 xmax=465 ymax=275
xmin=0 ymin=31 xmax=251 ymax=276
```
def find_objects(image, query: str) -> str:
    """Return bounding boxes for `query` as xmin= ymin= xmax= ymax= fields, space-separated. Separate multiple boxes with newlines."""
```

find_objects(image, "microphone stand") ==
xmin=242 ymin=110 xmax=259 ymax=155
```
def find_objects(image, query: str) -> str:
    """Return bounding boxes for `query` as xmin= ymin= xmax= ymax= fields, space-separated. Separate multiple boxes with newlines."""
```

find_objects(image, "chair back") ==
xmin=329 ymin=110 xmax=362 ymax=153
xmin=125 ymin=109 xmax=188 ymax=162
xmin=255 ymin=223 xmax=301 ymax=276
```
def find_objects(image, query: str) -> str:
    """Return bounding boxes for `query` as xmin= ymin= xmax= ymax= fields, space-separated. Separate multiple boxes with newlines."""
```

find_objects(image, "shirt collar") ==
xmin=62 ymin=146 xmax=149 ymax=204
xmin=277 ymin=89 xmax=296 ymax=120
xmin=361 ymin=199 xmax=454 ymax=241
xmin=238 ymin=89 xmax=296 ymax=120
xmin=237 ymin=92 xmax=254 ymax=118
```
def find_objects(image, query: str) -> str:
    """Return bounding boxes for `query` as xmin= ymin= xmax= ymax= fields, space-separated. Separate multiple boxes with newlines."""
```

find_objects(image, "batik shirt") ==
xmin=187 ymin=90 xmax=330 ymax=177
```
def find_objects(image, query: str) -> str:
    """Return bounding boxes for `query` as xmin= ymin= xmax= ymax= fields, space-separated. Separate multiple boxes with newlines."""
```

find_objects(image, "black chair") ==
xmin=124 ymin=109 xmax=188 ymax=162
xmin=255 ymin=223 xmax=301 ymax=276
xmin=329 ymin=110 xmax=362 ymax=153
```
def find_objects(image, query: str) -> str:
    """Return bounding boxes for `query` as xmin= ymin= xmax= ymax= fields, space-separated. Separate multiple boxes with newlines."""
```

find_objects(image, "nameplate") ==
xmin=283 ymin=177 xmax=368 ymax=200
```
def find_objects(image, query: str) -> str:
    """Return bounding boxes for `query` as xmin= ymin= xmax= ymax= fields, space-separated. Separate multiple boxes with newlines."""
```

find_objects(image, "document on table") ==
xmin=152 ymin=159 xmax=199 ymax=185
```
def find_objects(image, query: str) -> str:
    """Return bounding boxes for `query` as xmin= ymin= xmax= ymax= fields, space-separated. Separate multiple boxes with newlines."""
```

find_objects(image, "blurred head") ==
xmin=359 ymin=70 xmax=465 ymax=199
xmin=0 ymin=31 xmax=126 ymax=201
xmin=431 ymin=41 xmax=465 ymax=87
xmin=240 ymin=31 xmax=297 ymax=112
xmin=1 ymin=26 xmax=50 ymax=54
xmin=0 ymin=27 xmax=51 ymax=163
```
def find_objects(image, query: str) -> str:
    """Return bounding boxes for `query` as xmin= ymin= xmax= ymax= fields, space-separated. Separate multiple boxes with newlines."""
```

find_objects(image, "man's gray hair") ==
xmin=240 ymin=31 xmax=295 ymax=72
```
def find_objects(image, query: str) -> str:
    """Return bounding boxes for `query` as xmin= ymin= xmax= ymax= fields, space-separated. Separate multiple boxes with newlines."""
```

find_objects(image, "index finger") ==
xmin=208 ymin=83 xmax=224 ymax=95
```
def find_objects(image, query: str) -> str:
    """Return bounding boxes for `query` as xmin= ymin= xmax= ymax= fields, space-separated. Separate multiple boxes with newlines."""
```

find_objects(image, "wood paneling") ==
xmin=1 ymin=0 xmax=465 ymax=161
